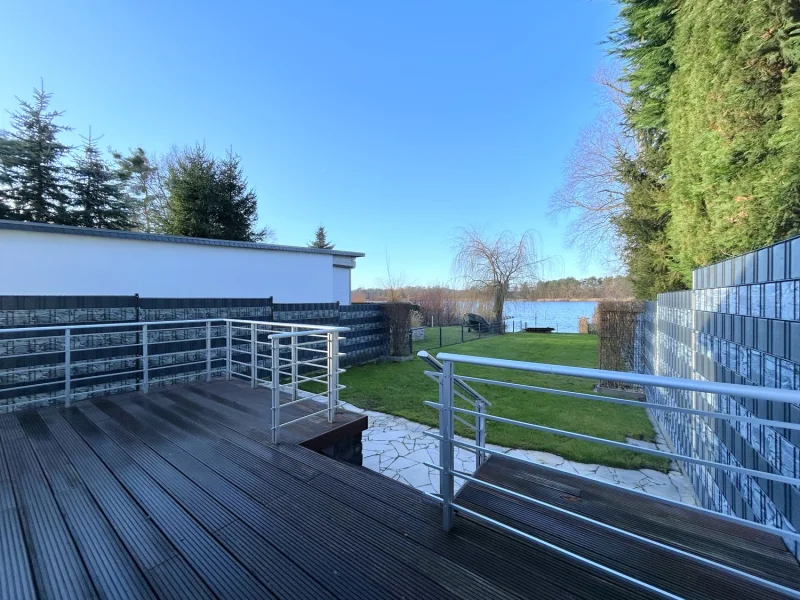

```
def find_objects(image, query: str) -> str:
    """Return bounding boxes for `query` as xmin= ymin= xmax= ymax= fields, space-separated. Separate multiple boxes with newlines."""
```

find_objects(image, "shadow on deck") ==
xmin=0 ymin=379 xmax=796 ymax=599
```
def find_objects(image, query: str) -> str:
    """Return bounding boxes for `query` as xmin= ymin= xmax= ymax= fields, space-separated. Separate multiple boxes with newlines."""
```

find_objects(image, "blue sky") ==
xmin=0 ymin=0 xmax=619 ymax=288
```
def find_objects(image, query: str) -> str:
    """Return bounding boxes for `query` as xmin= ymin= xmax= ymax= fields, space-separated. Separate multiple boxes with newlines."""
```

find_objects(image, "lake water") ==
xmin=504 ymin=301 xmax=597 ymax=333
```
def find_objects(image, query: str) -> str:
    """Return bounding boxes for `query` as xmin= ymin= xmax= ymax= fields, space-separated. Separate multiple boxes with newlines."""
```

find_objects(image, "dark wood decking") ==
xmin=458 ymin=454 xmax=800 ymax=599
xmin=0 ymin=380 xmax=797 ymax=599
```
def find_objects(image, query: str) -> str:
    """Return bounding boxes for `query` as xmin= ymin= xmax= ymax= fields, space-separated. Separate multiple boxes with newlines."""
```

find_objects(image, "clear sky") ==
xmin=0 ymin=0 xmax=619 ymax=288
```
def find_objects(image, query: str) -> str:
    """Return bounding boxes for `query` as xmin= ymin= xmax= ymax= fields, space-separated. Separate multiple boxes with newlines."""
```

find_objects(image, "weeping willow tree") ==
xmin=608 ymin=0 xmax=800 ymax=296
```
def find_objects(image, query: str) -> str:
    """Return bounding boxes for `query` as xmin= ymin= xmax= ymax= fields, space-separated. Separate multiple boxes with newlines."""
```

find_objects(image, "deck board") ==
xmin=0 ymin=379 xmax=797 ymax=600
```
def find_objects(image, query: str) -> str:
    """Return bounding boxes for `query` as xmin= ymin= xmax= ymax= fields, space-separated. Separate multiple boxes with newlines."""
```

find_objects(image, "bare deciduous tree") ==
xmin=452 ymin=228 xmax=546 ymax=327
xmin=549 ymin=64 xmax=632 ymax=267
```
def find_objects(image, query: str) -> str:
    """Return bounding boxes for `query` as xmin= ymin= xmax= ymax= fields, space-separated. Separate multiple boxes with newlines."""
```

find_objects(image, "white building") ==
xmin=0 ymin=220 xmax=363 ymax=304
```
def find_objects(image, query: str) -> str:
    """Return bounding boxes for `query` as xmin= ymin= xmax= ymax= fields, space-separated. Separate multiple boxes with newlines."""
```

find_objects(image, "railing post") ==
xmin=64 ymin=329 xmax=71 ymax=406
xmin=142 ymin=325 xmax=149 ymax=394
xmin=290 ymin=326 xmax=298 ymax=403
xmin=475 ymin=399 xmax=486 ymax=467
xmin=440 ymin=359 xmax=455 ymax=531
xmin=271 ymin=336 xmax=281 ymax=444
xmin=226 ymin=321 xmax=232 ymax=380
xmin=206 ymin=321 xmax=212 ymax=382
xmin=327 ymin=331 xmax=340 ymax=423
xmin=250 ymin=323 xmax=258 ymax=388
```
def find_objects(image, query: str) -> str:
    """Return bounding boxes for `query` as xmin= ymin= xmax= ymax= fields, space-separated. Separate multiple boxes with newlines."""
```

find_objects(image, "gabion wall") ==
xmin=640 ymin=235 xmax=800 ymax=558
xmin=0 ymin=297 xmax=389 ymax=409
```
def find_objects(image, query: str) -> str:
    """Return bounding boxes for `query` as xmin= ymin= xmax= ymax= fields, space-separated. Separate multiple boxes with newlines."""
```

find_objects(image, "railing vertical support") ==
xmin=250 ymin=323 xmax=258 ymax=388
xmin=141 ymin=325 xmax=149 ymax=394
xmin=271 ymin=336 xmax=281 ymax=444
xmin=64 ymin=329 xmax=71 ymax=407
xmin=290 ymin=326 xmax=298 ymax=403
xmin=206 ymin=321 xmax=212 ymax=382
xmin=475 ymin=399 xmax=486 ymax=467
xmin=440 ymin=359 xmax=455 ymax=531
xmin=327 ymin=331 xmax=340 ymax=423
xmin=226 ymin=321 xmax=232 ymax=380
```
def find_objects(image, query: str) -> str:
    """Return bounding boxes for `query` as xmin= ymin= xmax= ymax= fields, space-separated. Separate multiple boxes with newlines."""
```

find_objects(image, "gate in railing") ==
xmin=0 ymin=319 xmax=347 ymax=443
xmin=421 ymin=351 xmax=800 ymax=599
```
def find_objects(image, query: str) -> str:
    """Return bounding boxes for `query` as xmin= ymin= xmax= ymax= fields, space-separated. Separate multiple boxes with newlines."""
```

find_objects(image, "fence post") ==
xmin=64 ymin=329 xmax=71 ymax=407
xmin=142 ymin=325 xmax=149 ymax=393
xmin=290 ymin=326 xmax=298 ymax=402
xmin=226 ymin=321 xmax=232 ymax=380
xmin=250 ymin=323 xmax=258 ymax=388
xmin=327 ymin=331 xmax=340 ymax=423
xmin=206 ymin=321 xmax=212 ymax=382
xmin=271 ymin=336 xmax=281 ymax=444
xmin=408 ymin=329 xmax=413 ymax=355
xmin=440 ymin=359 xmax=455 ymax=531
xmin=461 ymin=325 xmax=464 ymax=343
xmin=439 ymin=326 xmax=442 ymax=348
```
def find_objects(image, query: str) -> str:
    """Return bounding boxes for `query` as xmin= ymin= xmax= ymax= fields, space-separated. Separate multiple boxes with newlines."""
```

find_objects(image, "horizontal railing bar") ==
xmin=225 ymin=318 xmax=346 ymax=332
xmin=427 ymin=463 xmax=800 ymax=598
xmin=292 ymin=372 xmax=329 ymax=384
xmin=269 ymin=328 xmax=347 ymax=340
xmin=1 ymin=318 xmax=225 ymax=335
xmin=451 ymin=502 xmax=680 ymax=599
xmin=229 ymin=359 xmax=255 ymax=369
xmin=279 ymin=392 xmax=329 ymax=408
xmin=436 ymin=353 xmax=800 ymax=404
xmin=0 ymin=380 xmax=64 ymax=393
xmin=146 ymin=359 xmax=223 ymax=373
xmin=280 ymin=403 xmax=344 ymax=428
xmin=70 ymin=370 xmax=143 ymax=383
xmin=453 ymin=375 xmax=800 ymax=432
xmin=428 ymin=401 xmax=800 ymax=487
xmin=422 ymin=428 xmax=800 ymax=544
xmin=149 ymin=369 xmax=225 ymax=385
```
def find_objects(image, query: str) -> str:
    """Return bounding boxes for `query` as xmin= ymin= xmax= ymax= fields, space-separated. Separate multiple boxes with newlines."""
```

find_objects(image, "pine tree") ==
xmin=0 ymin=132 xmax=20 ymax=219
xmin=309 ymin=225 xmax=334 ymax=249
xmin=69 ymin=132 xmax=135 ymax=230
xmin=112 ymin=147 xmax=160 ymax=232
xmin=2 ymin=83 xmax=72 ymax=223
xmin=163 ymin=145 xmax=270 ymax=242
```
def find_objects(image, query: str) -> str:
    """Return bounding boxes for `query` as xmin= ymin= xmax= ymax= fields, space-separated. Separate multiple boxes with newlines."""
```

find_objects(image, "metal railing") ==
xmin=0 ymin=318 xmax=348 ymax=443
xmin=421 ymin=351 xmax=800 ymax=599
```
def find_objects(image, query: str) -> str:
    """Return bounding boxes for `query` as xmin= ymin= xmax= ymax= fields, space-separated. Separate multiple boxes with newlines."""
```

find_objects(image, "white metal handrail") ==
xmin=0 ymin=319 xmax=349 ymax=444
xmin=422 ymin=351 xmax=800 ymax=600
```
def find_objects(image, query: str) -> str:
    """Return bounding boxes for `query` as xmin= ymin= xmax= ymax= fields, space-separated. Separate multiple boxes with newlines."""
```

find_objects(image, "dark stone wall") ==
xmin=641 ymin=234 xmax=800 ymax=558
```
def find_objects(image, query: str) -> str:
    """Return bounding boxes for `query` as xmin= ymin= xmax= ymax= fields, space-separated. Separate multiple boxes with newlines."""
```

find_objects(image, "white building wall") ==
xmin=0 ymin=230 xmax=347 ymax=303
xmin=333 ymin=267 xmax=351 ymax=305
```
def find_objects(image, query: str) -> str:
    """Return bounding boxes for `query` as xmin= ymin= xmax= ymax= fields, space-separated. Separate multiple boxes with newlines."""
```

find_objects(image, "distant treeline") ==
xmin=514 ymin=276 xmax=632 ymax=301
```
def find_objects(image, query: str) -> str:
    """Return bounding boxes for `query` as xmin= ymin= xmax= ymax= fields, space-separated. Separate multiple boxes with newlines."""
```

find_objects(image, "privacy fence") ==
xmin=639 ymin=235 xmax=800 ymax=558
xmin=0 ymin=296 xmax=389 ymax=408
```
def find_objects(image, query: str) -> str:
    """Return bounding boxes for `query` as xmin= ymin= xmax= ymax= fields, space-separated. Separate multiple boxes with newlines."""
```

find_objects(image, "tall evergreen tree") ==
xmin=0 ymin=132 xmax=20 ymax=219
xmin=1 ymin=83 xmax=72 ymax=223
xmin=69 ymin=132 xmax=135 ymax=230
xmin=309 ymin=225 xmax=334 ymax=249
xmin=163 ymin=145 xmax=270 ymax=242
xmin=216 ymin=149 xmax=269 ymax=242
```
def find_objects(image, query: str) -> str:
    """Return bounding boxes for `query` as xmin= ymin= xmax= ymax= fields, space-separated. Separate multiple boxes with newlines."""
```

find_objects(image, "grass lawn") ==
xmin=333 ymin=333 xmax=669 ymax=471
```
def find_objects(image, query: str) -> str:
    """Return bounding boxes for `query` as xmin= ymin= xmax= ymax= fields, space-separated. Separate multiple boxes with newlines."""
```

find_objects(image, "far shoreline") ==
xmin=509 ymin=298 xmax=634 ymax=303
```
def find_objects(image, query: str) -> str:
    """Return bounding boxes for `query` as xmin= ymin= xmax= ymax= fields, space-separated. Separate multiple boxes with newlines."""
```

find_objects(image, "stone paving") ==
xmin=340 ymin=401 xmax=698 ymax=505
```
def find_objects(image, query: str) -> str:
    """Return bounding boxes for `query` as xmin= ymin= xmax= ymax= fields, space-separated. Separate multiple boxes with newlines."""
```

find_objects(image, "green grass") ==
xmin=334 ymin=333 xmax=669 ymax=471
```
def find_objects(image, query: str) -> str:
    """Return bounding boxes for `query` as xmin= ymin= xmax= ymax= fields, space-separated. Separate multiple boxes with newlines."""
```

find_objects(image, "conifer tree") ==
xmin=112 ymin=147 xmax=161 ymax=232
xmin=309 ymin=225 xmax=334 ymax=249
xmin=70 ymin=132 xmax=135 ymax=230
xmin=163 ymin=145 xmax=270 ymax=242
xmin=1 ymin=83 xmax=72 ymax=223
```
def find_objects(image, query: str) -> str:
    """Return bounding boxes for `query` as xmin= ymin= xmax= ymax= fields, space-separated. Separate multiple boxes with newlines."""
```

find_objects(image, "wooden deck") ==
xmin=0 ymin=380 xmax=797 ymax=599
